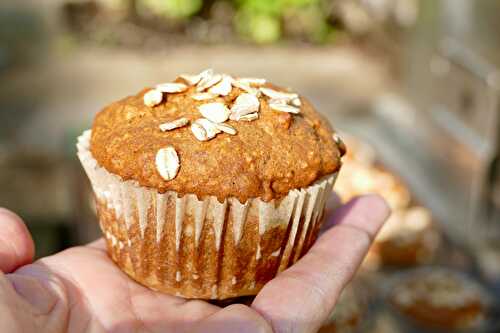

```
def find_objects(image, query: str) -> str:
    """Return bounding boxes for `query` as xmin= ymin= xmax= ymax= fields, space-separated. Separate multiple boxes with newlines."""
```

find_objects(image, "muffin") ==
xmin=77 ymin=69 xmax=344 ymax=299
xmin=334 ymin=140 xmax=410 ymax=211
xmin=319 ymin=284 xmax=367 ymax=333
xmin=335 ymin=135 xmax=440 ymax=268
xmin=371 ymin=206 xmax=441 ymax=267
xmin=389 ymin=268 xmax=490 ymax=331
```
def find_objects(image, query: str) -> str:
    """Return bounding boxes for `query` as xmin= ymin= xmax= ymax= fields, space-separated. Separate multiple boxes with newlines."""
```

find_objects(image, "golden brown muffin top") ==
xmin=90 ymin=69 xmax=344 ymax=202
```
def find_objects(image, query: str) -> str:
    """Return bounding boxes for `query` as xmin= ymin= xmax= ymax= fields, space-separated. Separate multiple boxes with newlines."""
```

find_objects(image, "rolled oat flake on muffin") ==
xmin=215 ymin=123 xmax=237 ymax=135
xmin=290 ymin=97 xmax=301 ymax=107
xmin=237 ymin=77 xmax=266 ymax=85
xmin=193 ymin=118 xmax=221 ymax=139
xmin=260 ymin=87 xmax=298 ymax=101
xmin=208 ymin=74 xmax=233 ymax=96
xmin=232 ymin=80 xmax=260 ymax=95
xmin=190 ymin=121 xmax=209 ymax=141
xmin=197 ymin=73 xmax=222 ymax=92
xmin=230 ymin=93 xmax=260 ymax=119
xmin=156 ymin=82 xmax=188 ymax=93
xmin=198 ymin=102 xmax=230 ymax=123
xmin=143 ymin=89 xmax=163 ymax=107
xmin=159 ymin=117 xmax=189 ymax=131
xmin=269 ymin=102 xmax=301 ymax=114
xmin=191 ymin=92 xmax=217 ymax=101
xmin=178 ymin=73 xmax=202 ymax=86
xmin=155 ymin=146 xmax=180 ymax=181
xmin=77 ymin=69 xmax=345 ymax=299
xmin=236 ymin=112 xmax=259 ymax=122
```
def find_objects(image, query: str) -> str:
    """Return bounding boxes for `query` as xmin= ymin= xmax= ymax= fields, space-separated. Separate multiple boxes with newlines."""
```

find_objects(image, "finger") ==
xmin=320 ymin=192 xmax=342 ymax=233
xmin=86 ymin=238 xmax=107 ymax=251
xmin=190 ymin=304 xmax=273 ymax=333
xmin=0 ymin=208 xmax=35 ymax=273
xmin=325 ymin=194 xmax=389 ymax=237
xmin=252 ymin=195 xmax=389 ymax=333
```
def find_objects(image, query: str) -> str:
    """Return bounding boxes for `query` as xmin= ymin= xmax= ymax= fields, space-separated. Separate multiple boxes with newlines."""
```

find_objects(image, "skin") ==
xmin=0 ymin=194 xmax=389 ymax=333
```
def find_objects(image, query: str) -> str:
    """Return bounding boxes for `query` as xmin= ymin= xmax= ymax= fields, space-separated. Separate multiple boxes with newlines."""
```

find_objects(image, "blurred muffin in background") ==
xmin=319 ymin=284 xmax=367 ymax=333
xmin=335 ymin=135 xmax=410 ymax=211
xmin=388 ymin=268 xmax=490 ymax=331
xmin=371 ymin=206 xmax=441 ymax=267
xmin=336 ymin=135 xmax=441 ymax=269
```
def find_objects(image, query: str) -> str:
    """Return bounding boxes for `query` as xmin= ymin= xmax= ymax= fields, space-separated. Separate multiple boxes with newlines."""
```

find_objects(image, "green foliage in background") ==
xmin=234 ymin=9 xmax=281 ymax=43
xmin=283 ymin=3 xmax=331 ymax=43
xmin=234 ymin=0 xmax=332 ymax=43
xmin=118 ymin=0 xmax=336 ymax=43
xmin=139 ymin=0 xmax=203 ymax=19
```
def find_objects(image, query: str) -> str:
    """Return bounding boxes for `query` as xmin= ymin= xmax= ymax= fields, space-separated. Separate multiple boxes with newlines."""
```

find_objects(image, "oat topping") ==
xmin=155 ymin=146 xmax=180 ymax=180
xmin=268 ymin=102 xmax=301 ymax=114
xmin=156 ymin=82 xmax=188 ymax=93
xmin=191 ymin=122 xmax=208 ymax=141
xmin=191 ymin=92 xmax=217 ymax=101
xmin=197 ymin=73 xmax=222 ymax=92
xmin=259 ymin=87 xmax=301 ymax=115
xmin=237 ymin=77 xmax=266 ymax=86
xmin=215 ymin=123 xmax=237 ymax=135
xmin=237 ymin=112 xmax=259 ymax=121
xmin=260 ymin=87 xmax=298 ymax=101
xmin=145 ymin=69 xmax=305 ymax=181
xmin=290 ymin=97 xmax=302 ymax=107
xmin=208 ymin=74 xmax=233 ymax=96
xmin=195 ymin=118 xmax=221 ymax=139
xmin=143 ymin=89 xmax=163 ymax=107
xmin=232 ymin=80 xmax=260 ymax=95
xmin=159 ymin=117 xmax=189 ymax=131
xmin=189 ymin=117 xmax=225 ymax=142
xmin=198 ymin=102 xmax=231 ymax=123
xmin=198 ymin=68 xmax=214 ymax=80
xmin=178 ymin=73 xmax=202 ymax=85
xmin=230 ymin=93 xmax=260 ymax=120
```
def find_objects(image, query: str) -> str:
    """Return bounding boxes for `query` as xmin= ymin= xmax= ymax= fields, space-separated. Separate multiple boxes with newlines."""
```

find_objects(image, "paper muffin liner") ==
xmin=77 ymin=130 xmax=337 ymax=299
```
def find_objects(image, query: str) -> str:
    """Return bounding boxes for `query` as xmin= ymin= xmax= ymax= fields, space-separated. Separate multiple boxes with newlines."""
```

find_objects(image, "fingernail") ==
xmin=6 ymin=272 xmax=58 ymax=315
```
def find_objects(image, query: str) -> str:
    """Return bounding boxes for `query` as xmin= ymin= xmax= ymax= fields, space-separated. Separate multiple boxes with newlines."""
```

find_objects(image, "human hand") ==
xmin=0 ymin=194 xmax=389 ymax=333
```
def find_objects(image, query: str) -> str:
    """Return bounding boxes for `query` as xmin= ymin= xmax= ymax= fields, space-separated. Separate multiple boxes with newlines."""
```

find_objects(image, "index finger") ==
xmin=251 ymin=195 xmax=389 ymax=333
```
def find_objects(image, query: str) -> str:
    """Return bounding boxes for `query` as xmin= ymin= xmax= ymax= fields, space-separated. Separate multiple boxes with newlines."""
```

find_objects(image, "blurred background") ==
xmin=1 ymin=0 xmax=499 ymax=332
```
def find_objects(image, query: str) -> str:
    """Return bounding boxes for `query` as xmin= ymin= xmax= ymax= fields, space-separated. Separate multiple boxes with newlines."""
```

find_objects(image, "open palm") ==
xmin=0 ymin=195 xmax=388 ymax=333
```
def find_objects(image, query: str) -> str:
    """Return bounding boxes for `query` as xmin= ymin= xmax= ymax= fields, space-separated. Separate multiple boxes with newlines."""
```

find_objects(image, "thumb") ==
xmin=0 ymin=208 xmax=35 ymax=273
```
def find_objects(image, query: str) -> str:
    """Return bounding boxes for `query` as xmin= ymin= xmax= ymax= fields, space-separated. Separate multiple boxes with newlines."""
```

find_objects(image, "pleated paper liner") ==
xmin=77 ymin=130 xmax=337 ymax=299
